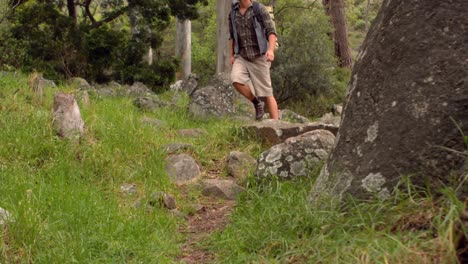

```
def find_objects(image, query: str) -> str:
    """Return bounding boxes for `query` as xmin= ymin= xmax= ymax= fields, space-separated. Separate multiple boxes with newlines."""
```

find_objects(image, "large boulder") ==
xmin=52 ymin=92 xmax=84 ymax=139
xmin=310 ymin=0 xmax=468 ymax=201
xmin=242 ymin=119 xmax=339 ymax=145
xmin=256 ymin=130 xmax=335 ymax=180
xmin=189 ymin=85 xmax=235 ymax=118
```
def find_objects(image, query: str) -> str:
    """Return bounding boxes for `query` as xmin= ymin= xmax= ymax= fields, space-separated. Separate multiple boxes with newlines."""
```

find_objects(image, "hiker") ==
xmin=229 ymin=0 xmax=279 ymax=120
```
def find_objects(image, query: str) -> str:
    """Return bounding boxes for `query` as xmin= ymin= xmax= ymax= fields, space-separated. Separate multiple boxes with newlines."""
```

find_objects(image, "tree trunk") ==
xmin=176 ymin=18 xmax=192 ymax=80
xmin=310 ymin=0 xmax=468 ymax=201
xmin=67 ymin=0 xmax=77 ymax=25
xmin=216 ymin=0 xmax=232 ymax=74
xmin=322 ymin=0 xmax=353 ymax=68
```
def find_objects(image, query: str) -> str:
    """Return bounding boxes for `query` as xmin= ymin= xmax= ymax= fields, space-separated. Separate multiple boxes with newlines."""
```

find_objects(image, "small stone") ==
xmin=120 ymin=183 xmax=137 ymax=195
xmin=177 ymin=128 xmax=207 ymax=138
xmin=0 ymin=207 xmax=14 ymax=225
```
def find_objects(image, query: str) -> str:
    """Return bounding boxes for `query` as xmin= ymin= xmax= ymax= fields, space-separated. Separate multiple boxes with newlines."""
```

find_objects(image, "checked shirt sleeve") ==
xmin=259 ymin=5 xmax=277 ymax=38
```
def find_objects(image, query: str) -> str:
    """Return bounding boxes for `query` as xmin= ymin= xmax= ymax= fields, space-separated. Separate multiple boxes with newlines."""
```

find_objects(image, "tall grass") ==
xmin=0 ymin=72 xmax=261 ymax=263
xmin=209 ymin=176 xmax=465 ymax=263
xmin=1 ymin=72 xmax=465 ymax=263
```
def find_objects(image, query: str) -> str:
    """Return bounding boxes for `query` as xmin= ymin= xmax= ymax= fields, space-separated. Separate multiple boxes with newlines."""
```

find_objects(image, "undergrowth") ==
xmin=0 ymin=72 xmax=465 ymax=263
xmin=209 ymin=176 xmax=466 ymax=263
xmin=0 ymin=72 xmax=261 ymax=263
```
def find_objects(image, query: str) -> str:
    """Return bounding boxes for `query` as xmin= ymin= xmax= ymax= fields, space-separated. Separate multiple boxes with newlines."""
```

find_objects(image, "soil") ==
xmin=177 ymin=196 xmax=236 ymax=264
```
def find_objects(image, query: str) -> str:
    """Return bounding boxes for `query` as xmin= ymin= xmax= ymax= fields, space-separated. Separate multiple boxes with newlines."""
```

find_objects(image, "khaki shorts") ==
xmin=231 ymin=56 xmax=273 ymax=97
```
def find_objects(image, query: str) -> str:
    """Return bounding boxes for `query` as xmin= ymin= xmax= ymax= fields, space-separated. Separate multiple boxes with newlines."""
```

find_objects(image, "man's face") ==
xmin=240 ymin=0 xmax=252 ymax=6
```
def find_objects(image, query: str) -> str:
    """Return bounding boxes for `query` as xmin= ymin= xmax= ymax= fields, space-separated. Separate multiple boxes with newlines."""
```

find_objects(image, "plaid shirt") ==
xmin=229 ymin=3 xmax=277 ymax=61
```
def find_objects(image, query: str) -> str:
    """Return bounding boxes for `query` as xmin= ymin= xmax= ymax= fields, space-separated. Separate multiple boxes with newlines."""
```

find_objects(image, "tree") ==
xmin=0 ymin=0 xmax=20 ymax=25
xmin=215 ymin=0 xmax=232 ymax=74
xmin=175 ymin=18 xmax=191 ymax=80
xmin=3 ymin=0 xmax=206 ymax=86
xmin=322 ymin=0 xmax=353 ymax=68
xmin=310 ymin=0 xmax=468 ymax=201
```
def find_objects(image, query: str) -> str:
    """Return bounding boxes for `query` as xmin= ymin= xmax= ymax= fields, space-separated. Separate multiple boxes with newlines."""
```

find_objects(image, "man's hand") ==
xmin=230 ymin=55 xmax=235 ymax=65
xmin=265 ymin=50 xmax=275 ymax=62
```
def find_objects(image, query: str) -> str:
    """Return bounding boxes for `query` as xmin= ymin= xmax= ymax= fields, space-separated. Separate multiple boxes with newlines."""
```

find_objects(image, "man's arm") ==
xmin=230 ymin=39 xmax=235 ymax=65
xmin=260 ymin=5 xmax=277 ymax=62
xmin=265 ymin=34 xmax=276 ymax=62
xmin=228 ymin=12 xmax=235 ymax=65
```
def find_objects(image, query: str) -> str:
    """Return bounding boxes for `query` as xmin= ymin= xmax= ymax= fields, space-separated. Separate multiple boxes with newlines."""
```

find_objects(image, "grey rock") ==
xmin=149 ymin=192 xmax=177 ymax=209
xmin=189 ymin=85 xmax=235 ymax=118
xmin=332 ymin=104 xmax=343 ymax=116
xmin=95 ymin=87 xmax=116 ymax=97
xmin=31 ymin=74 xmax=56 ymax=96
xmin=68 ymin=77 xmax=91 ymax=90
xmin=162 ymin=143 xmax=195 ymax=155
xmin=0 ymin=207 xmax=13 ymax=225
xmin=319 ymin=113 xmax=341 ymax=126
xmin=170 ymin=80 xmax=184 ymax=91
xmin=188 ymin=73 xmax=237 ymax=118
xmin=52 ymin=92 xmax=84 ymax=139
xmin=141 ymin=117 xmax=165 ymax=128
xmin=165 ymin=154 xmax=201 ymax=185
xmin=191 ymin=204 xmax=205 ymax=213
xmin=94 ymin=81 xmax=124 ymax=97
xmin=256 ymin=130 xmax=335 ymax=180
xmin=76 ymin=90 xmax=90 ymax=107
xmin=279 ymin=109 xmax=310 ymax=123
xmin=120 ymin=183 xmax=137 ymax=195
xmin=181 ymin=74 xmax=199 ymax=95
xmin=133 ymin=96 xmax=169 ymax=111
xmin=127 ymin=82 xmax=154 ymax=97
xmin=177 ymin=128 xmax=207 ymax=138
xmin=226 ymin=151 xmax=257 ymax=181
xmin=199 ymin=179 xmax=245 ymax=200
xmin=242 ymin=119 xmax=339 ymax=145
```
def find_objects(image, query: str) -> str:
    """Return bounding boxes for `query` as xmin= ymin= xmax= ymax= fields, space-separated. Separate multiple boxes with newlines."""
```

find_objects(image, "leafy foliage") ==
xmin=0 ymin=0 xmax=206 ymax=90
xmin=271 ymin=8 xmax=347 ymax=117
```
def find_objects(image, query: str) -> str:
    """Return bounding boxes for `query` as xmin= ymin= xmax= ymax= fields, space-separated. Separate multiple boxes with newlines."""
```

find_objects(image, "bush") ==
xmin=0 ymin=31 xmax=27 ymax=70
xmin=354 ymin=19 xmax=366 ymax=31
xmin=1 ymin=1 xmax=180 ymax=90
xmin=271 ymin=10 xmax=347 ymax=117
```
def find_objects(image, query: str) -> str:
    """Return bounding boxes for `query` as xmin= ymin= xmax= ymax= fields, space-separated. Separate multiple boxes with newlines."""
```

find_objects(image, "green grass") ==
xmin=0 ymin=72 xmax=262 ymax=263
xmin=209 ymin=177 xmax=465 ymax=263
xmin=0 ymin=72 xmax=465 ymax=263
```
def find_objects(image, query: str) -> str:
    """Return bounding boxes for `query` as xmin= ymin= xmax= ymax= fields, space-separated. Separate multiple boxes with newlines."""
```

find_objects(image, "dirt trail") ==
xmin=177 ymin=196 xmax=236 ymax=264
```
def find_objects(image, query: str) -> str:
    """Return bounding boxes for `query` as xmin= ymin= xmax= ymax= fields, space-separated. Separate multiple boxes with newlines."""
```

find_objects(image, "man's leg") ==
xmin=233 ymin=82 xmax=265 ymax=120
xmin=264 ymin=96 xmax=279 ymax=120
xmin=232 ymin=82 xmax=255 ymax=101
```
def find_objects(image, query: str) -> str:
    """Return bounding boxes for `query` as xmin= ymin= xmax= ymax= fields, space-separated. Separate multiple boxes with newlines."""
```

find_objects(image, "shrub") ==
xmin=271 ymin=10 xmax=346 ymax=117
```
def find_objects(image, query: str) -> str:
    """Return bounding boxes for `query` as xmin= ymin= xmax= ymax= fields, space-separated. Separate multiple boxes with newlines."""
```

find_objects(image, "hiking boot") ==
xmin=254 ymin=101 xmax=265 ymax=120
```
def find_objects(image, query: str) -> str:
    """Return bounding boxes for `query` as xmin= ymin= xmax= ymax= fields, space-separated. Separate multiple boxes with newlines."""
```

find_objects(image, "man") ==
xmin=229 ymin=0 xmax=279 ymax=120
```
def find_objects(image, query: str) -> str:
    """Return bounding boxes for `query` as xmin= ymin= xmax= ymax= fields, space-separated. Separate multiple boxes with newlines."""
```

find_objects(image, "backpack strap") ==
xmin=252 ymin=2 xmax=269 ymax=54
xmin=252 ymin=2 xmax=265 ymax=29
xmin=231 ymin=2 xmax=240 ymax=55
